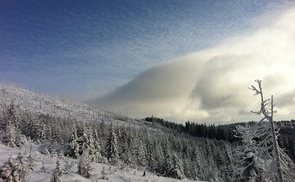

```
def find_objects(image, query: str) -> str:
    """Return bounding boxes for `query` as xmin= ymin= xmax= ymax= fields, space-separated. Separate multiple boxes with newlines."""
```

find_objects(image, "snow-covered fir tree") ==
xmin=77 ymin=149 xmax=92 ymax=178
xmin=105 ymin=124 xmax=119 ymax=163
xmin=65 ymin=124 xmax=80 ymax=158
xmin=0 ymin=152 xmax=31 ymax=182
xmin=91 ymin=129 xmax=102 ymax=163
xmin=232 ymin=124 xmax=267 ymax=181
xmin=170 ymin=152 xmax=185 ymax=179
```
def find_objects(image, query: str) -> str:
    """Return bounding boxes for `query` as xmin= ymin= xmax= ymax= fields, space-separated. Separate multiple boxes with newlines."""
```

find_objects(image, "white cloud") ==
xmin=88 ymin=7 xmax=295 ymax=124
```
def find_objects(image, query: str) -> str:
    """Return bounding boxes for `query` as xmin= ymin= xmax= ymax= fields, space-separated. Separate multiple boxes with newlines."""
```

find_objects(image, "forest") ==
xmin=0 ymin=82 xmax=295 ymax=181
xmin=144 ymin=116 xmax=295 ymax=162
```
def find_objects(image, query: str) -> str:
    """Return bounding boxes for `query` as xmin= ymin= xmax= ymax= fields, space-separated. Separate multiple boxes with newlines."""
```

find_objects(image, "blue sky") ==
xmin=0 ymin=1 xmax=281 ymax=96
xmin=1 ymin=1 xmax=295 ymax=123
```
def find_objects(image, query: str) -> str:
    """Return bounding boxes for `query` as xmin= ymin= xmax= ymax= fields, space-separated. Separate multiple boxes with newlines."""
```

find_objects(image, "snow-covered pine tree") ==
xmin=105 ymin=124 xmax=119 ymax=164
xmin=136 ymin=142 xmax=147 ymax=167
xmin=153 ymin=141 xmax=164 ymax=174
xmin=183 ymin=157 xmax=192 ymax=179
xmin=190 ymin=146 xmax=201 ymax=180
xmin=217 ymin=143 xmax=234 ymax=179
xmin=2 ymin=119 xmax=17 ymax=147
xmin=161 ymin=139 xmax=173 ymax=176
xmin=144 ymin=129 xmax=154 ymax=169
xmin=0 ymin=152 xmax=30 ymax=182
xmin=92 ymin=129 xmax=102 ymax=163
xmin=24 ymin=113 xmax=42 ymax=142
xmin=170 ymin=152 xmax=185 ymax=179
xmin=6 ymin=100 xmax=20 ymax=130
xmin=77 ymin=149 xmax=92 ymax=178
xmin=118 ymin=126 xmax=128 ymax=160
xmin=51 ymin=119 xmax=64 ymax=144
xmin=0 ymin=99 xmax=26 ymax=147
xmin=232 ymin=124 xmax=266 ymax=181
xmin=65 ymin=123 xmax=80 ymax=158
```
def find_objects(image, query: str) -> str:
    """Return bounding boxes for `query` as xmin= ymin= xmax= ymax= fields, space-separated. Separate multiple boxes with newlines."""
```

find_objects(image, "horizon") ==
xmin=1 ymin=1 xmax=295 ymax=124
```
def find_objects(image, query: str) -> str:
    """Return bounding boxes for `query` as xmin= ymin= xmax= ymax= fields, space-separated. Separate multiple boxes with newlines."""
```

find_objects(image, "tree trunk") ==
xmin=270 ymin=95 xmax=283 ymax=182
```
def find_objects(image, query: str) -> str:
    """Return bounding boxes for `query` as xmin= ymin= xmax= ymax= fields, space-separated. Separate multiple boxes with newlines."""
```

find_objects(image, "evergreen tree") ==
xmin=91 ymin=129 xmax=102 ymax=163
xmin=119 ymin=126 xmax=128 ymax=160
xmin=24 ymin=113 xmax=42 ymax=142
xmin=136 ymin=143 xmax=147 ymax=167
xmin=190 ymin=147 xmax=200 ymax=180
xmin=232 ymin=125 xmax=266 ymax=181
xmin=105 ymin=124 xmax=119 ymax=163
xmin=170 ymin=152 xmax=185 ymax=179
xmin=65 ymin=124 xmax=80 ymax=158
xmin=0 ymin=99 xmax=25 ymax=147
xmin=144 ymin=129 xmax=154 ymax=169
xmin=153 ymin=141 xmax=164 ymax=174
xmin=161 ymin=139 xmax=173 ymax=176
xmin=2 ymin=119 xmax=17 ymax=147
xmin=77 ymin=149 xmax=92 ymax=178
xmin=0 ymin=153 xmax=31 ymax=182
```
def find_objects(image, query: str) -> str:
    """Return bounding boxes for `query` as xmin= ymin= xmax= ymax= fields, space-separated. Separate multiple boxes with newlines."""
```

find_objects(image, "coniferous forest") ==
xmin=0 ymin=83 xmax=295 ymax=181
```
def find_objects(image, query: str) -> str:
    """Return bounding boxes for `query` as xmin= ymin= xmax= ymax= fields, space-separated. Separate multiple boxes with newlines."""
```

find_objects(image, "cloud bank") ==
xmin=88 ymin=7 xmax=295 ymax=124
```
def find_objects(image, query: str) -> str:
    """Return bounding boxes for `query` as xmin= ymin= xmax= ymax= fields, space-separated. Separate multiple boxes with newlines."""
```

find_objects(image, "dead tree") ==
xmin=249 ymin=79 xmax=295 ymax=182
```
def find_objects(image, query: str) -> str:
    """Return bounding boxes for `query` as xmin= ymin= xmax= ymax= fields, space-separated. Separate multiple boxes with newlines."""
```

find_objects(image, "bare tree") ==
xmin=249 ymin=79 xmax=295 ymax=182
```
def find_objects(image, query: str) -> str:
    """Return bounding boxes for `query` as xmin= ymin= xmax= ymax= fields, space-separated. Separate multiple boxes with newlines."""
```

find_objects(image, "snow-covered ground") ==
xmin=0 ymin=84 xmax=144 ymax=128
xmin=0 ymin=84 xmax=210 ymax=181
xmin=0 ymin=143 xmax=201 ymax=182
xmin=0 ymin=83 xmax=107 ymax=121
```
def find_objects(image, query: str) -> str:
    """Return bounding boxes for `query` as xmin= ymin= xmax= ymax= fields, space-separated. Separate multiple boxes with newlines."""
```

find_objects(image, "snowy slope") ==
xmin=0 ymin=143 xmax=202 ymax=182
xmin=0 ymin=84 xmax=168 ymax=140
xmin=0 ymin=84 xmax=202 ymax=181
xmin=0 ymin=83 xmax=132 ymax=125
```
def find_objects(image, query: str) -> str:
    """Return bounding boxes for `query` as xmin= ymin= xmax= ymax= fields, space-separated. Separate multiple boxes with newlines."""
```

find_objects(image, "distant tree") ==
xmin=190 ymin=147 xmax=201 ymax=180
xmin=153 ymin=141 xmax=164 ymax=174
xmin=51 ymin=160 xmax=62 ymax=182
xmin=136 ymin=143 xmax=147 ymax=167
xmin=105 ymin=124 xmax=119 ymax=163
xmin=24 ymin=113 xmax=42 ymax=142
xmin=144 ymin=129 xmax=154 ymax=169
xmin=160 ymin=139 xmax=173 ymax=176
xmin=65 ymin=124 xmax=80 ymax=158
xmin=0 ymin=152 xmax=31 ymax=182
xmin=118 ymin=126 xmax=128 ymax=159
xmin=0 ymin=100 xmax=24 ymax=147
xmin=2 ymin=119 xmax=17 ymax=147
xmin=77 ymin=149 xmax=92 ymax=178
xmin=170 ymin=152 xmax=185 ymax=179
xmin=91 ymin=129 xmax=102 ymax=163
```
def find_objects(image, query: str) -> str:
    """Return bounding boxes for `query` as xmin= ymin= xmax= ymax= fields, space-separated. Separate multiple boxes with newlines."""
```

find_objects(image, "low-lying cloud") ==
xmin=88 ymin=7 xmax=295 ymax=124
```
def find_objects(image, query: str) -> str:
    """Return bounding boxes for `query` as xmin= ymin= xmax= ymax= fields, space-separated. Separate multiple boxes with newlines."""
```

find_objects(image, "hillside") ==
xmin=0 ymin=83 xmax=294 ymax=181
xmin=0 ymin=84 xmax=229 ymax=181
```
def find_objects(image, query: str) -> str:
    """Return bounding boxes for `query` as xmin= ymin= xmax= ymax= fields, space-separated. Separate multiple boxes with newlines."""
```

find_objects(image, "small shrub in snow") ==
xmin=100 ymin=166 xmax=108 ymax=179
xmin=0 ymin=153 xmax=30 ymax=182
xmin=63 ymin=160 xmax=75 ymax=174
xmin=50 ymin=160 xmax=62 ymax=182
xmin=77 ymin=150 xmax=92 ymax=178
